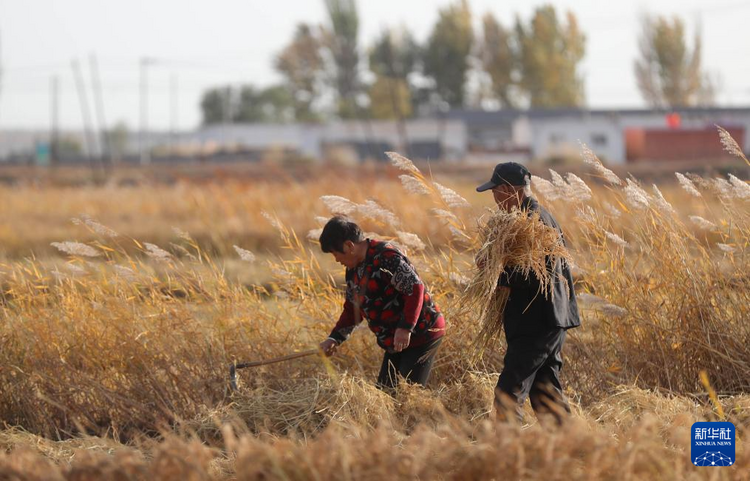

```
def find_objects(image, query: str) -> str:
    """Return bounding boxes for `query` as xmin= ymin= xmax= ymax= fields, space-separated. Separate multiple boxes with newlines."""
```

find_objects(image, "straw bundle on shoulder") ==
xmin=461 ymin=208 xmax=571 ymax=359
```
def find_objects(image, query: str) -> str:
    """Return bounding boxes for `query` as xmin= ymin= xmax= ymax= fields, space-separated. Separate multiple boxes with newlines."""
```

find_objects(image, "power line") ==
xmin=694 ymin=0 xmax=750 ymax=14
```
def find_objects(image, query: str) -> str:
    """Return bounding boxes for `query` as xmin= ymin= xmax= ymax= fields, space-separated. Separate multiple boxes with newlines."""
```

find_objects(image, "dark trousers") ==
xmin=376 ymin=337 xmax=443 ymax=390
xmin=495 ymin=327 xmax=571 ymax=425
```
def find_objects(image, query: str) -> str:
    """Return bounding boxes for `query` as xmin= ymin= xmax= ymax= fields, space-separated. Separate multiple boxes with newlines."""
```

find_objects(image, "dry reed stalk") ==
xmin=580 ymin=142 xmax=622 ymax=185
xmin=716 ymin=124 xmax=750 ymax=166
xmin=530 ymin=175 xmax=559 ymax=200
xmin=385 ymin=151 xmax=420 ymax=174
xmin=50 ymin=241 xmax=101 ymax=258
xmin=233 ymin=245 xmax=256 ymax=262
xmin=676 ymin=172 xmax=702 ymax=197
xmin=399 ymin=175 xmax=431 ymax=195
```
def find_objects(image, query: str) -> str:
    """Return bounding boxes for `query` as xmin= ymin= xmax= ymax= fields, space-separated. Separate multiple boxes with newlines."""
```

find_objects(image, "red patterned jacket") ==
xmin=328 ymin=239 xmax=445 ymax=352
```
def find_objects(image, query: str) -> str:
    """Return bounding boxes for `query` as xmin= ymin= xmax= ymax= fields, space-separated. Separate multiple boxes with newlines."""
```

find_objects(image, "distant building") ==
xmin=2 ymin=107 xmax=749 ymax=165
xmin=449 ymin=107 xmax=750 ymax=164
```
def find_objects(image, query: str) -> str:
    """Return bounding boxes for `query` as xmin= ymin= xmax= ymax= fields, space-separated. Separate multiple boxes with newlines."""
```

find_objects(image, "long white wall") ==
xmin=181 ymin=119 xmax=467 ymax=160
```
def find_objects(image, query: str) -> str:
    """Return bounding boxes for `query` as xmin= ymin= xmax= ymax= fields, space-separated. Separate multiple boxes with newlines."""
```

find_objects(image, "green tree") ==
xmin=200 ymin=85 xmax=294 ymax=124
xmin=323 ymin=0 xmax=360 ymax=119
xmin=480 ymin=12 xmax=516 ymax=108
xmin=200 ymin=86 xmax=234 ymax=125
xmin=368 ymin=76 xmax=412 ymax=120
xmin=275 ymin=23 xmax=325 ymax=122
xmin=235 ymin=85 xmax=294 ymax=123
xmin=423 ymin=0 xmax=473 ymax=108
xmin=634 ymin=15 xmax=714 ymax=108
xmin=515 ymin=5 xmax=586 ymax=108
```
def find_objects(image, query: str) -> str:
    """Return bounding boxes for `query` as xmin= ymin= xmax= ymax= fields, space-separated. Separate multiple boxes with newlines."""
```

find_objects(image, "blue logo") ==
xmin=691 ymin=422 xmax=735 ymax=467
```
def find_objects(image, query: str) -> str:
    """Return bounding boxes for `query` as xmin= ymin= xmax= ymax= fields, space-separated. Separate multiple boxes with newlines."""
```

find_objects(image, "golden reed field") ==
xmin=1 ymin=139 xmax=749 ymax=480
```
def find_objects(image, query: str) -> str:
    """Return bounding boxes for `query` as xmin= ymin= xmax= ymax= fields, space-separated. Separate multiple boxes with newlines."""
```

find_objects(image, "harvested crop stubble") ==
xmin=190 ymin=372 xmax=500 ymax=442
xmin=218 ymin=375 xmax=396 ymax=435
xmin=461 ymin=208 xmax=571 ymax=358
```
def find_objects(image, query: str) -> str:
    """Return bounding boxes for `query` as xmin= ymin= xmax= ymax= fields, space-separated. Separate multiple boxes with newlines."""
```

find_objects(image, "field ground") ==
xmin=1 ymin=153 xmax=749 ymax=479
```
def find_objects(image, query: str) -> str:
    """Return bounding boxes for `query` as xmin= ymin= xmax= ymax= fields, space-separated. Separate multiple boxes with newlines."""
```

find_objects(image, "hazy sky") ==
xmin=1 ymin=0 xmax=749 ymax=130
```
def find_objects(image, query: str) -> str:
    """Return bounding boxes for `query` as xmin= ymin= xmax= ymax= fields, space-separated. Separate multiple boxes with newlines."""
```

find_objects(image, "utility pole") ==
xmin=170 ymin=72 xmax=178 ymax=159
xmin=50 ymin=75 xmax=59 ymax=166
xmin=72 ymin=59 xmax=101 ymax=177
xmin=223 ymin=85 xmax=233 ymax=124
xmin=139 ymin=57 xmax=154 ymax=165
xmin=89 ymin=53 xmax=111 ymax=170
xmin=222 ymin=85 xmax=232 ymax=154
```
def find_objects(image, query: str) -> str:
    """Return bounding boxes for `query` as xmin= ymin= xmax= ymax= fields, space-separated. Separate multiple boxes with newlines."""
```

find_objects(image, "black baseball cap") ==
xmin=476 ymin=162 xmax=531 ymax=192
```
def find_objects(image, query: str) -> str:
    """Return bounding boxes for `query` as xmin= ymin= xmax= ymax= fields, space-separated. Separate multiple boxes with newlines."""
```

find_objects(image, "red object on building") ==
xmin=625 ymin=126 xmax=745 ymax=162
xmin=666 ymin=113 xmax=682 ymax=129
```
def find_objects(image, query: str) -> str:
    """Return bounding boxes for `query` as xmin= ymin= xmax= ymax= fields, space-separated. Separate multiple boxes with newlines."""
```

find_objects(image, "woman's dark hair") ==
xmin=319 ymin=216 xmax=363 ymax=253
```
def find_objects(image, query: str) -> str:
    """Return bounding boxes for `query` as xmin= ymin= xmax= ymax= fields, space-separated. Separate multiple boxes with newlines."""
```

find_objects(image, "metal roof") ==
xmin=447 ymin=107 xmax=750 ymax=126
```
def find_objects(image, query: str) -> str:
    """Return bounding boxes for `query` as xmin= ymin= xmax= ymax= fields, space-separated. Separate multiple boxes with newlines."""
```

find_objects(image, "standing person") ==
xmin=476 ymin=162 xmax=580 ymax=425
xmin=318 ymin=216 xmax=445 ymax=390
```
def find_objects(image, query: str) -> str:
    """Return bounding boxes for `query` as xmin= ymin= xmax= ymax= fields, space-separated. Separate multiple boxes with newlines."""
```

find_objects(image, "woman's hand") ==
xmin=393 ymin=328 xmax=412 ymax=352
xmin=319 ymin=338 xmax=339 ymax=357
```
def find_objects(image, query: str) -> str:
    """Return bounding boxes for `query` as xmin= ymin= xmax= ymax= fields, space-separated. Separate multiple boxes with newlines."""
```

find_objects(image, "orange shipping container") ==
xmin=625 ymin=127 xmax=745 ymax=162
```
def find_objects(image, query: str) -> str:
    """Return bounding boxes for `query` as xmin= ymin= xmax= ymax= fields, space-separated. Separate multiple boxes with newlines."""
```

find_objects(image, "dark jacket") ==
xmin=499 ymin=197 xmax=581 ymax=340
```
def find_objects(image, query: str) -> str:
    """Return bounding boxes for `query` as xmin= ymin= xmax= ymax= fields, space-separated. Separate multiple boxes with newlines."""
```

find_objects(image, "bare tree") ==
xmin=634 ymin=15 xmax=715 ymax=108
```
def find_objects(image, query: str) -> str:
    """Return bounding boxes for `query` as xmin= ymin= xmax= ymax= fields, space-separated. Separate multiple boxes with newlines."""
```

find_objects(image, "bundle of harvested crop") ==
xmin=461 ymin=208 xmax=570 ymax=359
